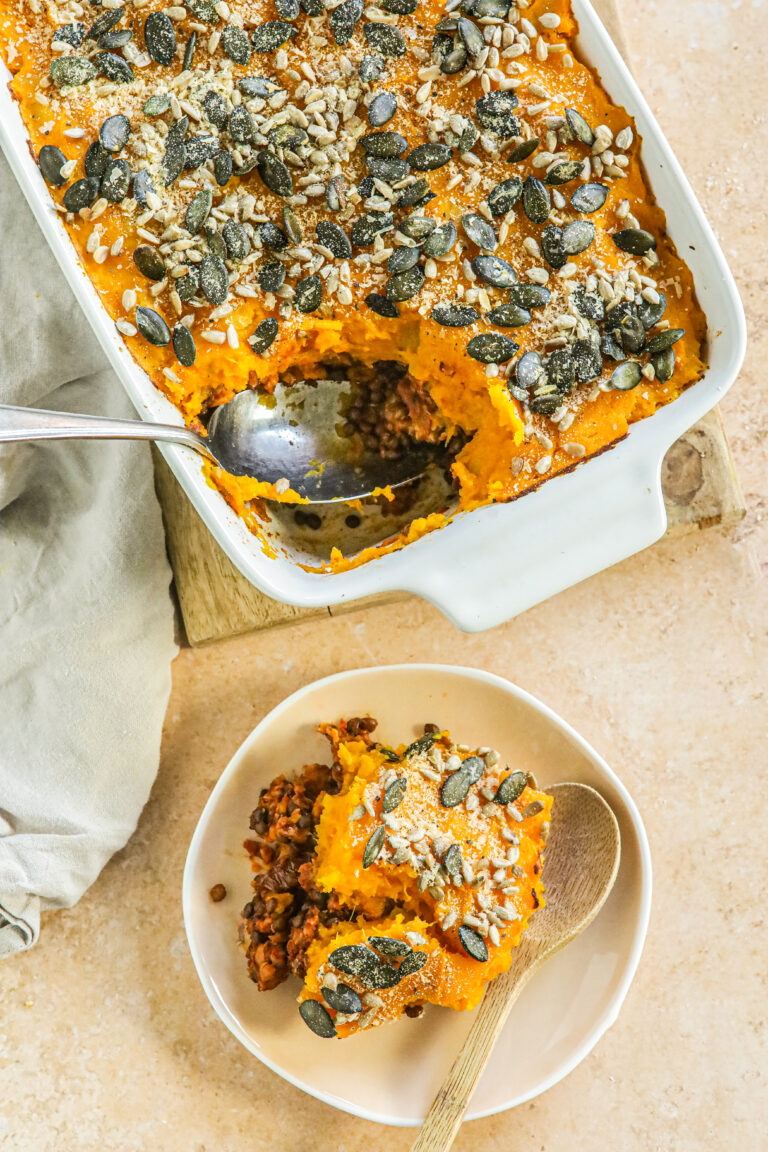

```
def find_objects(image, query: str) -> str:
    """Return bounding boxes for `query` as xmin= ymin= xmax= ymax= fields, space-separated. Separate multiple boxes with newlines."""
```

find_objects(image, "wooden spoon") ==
xmin=410 ymin=781 xmax=621 ymax=1152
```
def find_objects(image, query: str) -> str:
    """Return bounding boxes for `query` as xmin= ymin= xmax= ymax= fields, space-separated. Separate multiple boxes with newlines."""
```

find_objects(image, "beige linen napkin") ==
xmin=0 ymin=152 xmax=177 ymax=956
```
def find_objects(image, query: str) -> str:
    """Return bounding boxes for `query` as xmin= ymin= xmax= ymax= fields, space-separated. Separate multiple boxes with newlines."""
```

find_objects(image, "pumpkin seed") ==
xmin=268 ymin=123 xmax=307 ymax=150
xmin=610 ymin=360 xmax=642 ymax=390
xmin=222 ymin=220 xmax=250 ymax=262
xmin=431 ymin=302 xmax=479 ymax=327
xmin=508 ymin=283 xmax=550 ymax=309
xmin=251 ymin=20 xmax=295 ymax=52
xmin=326 ymin=175 xmax=347 ymax=212
xmin=97 ymin=114 xmax=130 ymax=154
xmin=322 ymin=982 xmax=363 ymax=1015
xmin=221 ymin=23 xmax=251 ymax=65
xmin=184 ymin=189 xmax=212 ymax=234
xmin=570 ymin=182 xmax=608 ymax=214
xmin=606 ymin=301 xmax=646 ymax=353
xmin=601 ymin=331 xmax=625 ymax=361
xmin=162 ymin=137 xmax=186 ymax=186
xmin=646 ymin=327 xmax=684 ymax=354
xmin=62 ymin=177 xmax=101 ymax=212
xmin=96 ymin=52 xmax=133 ymax=83
xmin=638 ymin=292 xmax=667 ymax=329
xmin=298 ymin=999 xmax=337 ymax=1038
xmin=132 ymin=244 xmax=165 ymax=282
xmin=239 ymin=76 xmax=277 ymax=98
xmin=399 ymin=951 xmax=428 ymax=977
xmin=364 ymin=22 xmax=406 ymax=56
xmin=546 ymin=347 xmax=575 ymax=391
xmin=382 ymin=776 xmax=407 ymax=813
xmin=458 ymin=16 xmax=484 ymax=56
xmin=330 ymin=0 xmax=364 ymax=45
xmin=49 ymin=57 xmax=98 ymax=88
xmin=53 ymin=23 xmax=84 ymax=48
xmin=362 ymin=825 xmax=386 ymax=868
xmin=101 ymin=158 xmax=130 ymax=202
xmin=366 ymin=157 xmax=409 ymax=183
xmin=368 ymin=91 xmax=398 ymax=128
xmin=132 ymin=169 xmax=155 ymax=206
xmin=432 ymin=31 xmax=453 ymax=66
xmin=382 ymin=0 xmax=417 ymax=9
xmin=257 ymin=260 xmax=285 ymax=292
xmin=249 ymin=317 xmax=279 ymax=354
xmin=472 ymin=254 xmax=517 ymax=288
xmin=144 ymin=12 xmax=175 ymax=65
xmin=475 ymin=90 xmax=520 ymax=138
xmin=182 ymin=30 xmax=197 ymax=69
xmin=359 ymin=54 xmax=384 ymax=82
xmin=404 ymin=731 xmax=441 ymax=757
xmin=561 ymin=220 xmax=596 ymax=256
xmin=275 ymin=0 xmax=300 ymax=16
xmin=388 ymin=246 xmax=420 ymax=274
xmin=358 ymin=176 xmax=375 ymax=197
xmin=136 ymin=306 xmax=171 ymax=347
xmin=399 ymin=214 xmax=435 ymax=241
xmin=369 ymin=936 xmax=411 ymax=957
xmin=362 ymin=962 xmax=401 ymax=989
xmin=572 ymin=285 xmax=604 ymax=320
xmin=440 ymin=45 xmax=467 ymax=75
xmin=565 ymin=106 xmax=594 ymax=145
xmin=612 ymin=228 xmax=657 ymax=255
xmin=99 ymin=28 xmax=132 ymax=49
xmin=440 ymin=756 xmax=484 ymax=807
xmin=204 ymin=227 xmax=226 ymax=262
xmin=461 ymin=213 xmax=497 ymax=252
xmin=184 ymin=135 xmax=219 ymax=170
xmin=540 ymin=225 xmax=566 ymax=269
xmin=300 ymin=0 xmax=324 ymax=13
xmin=257 ymin=150 xmax=293 ymax=197
xmin=351 ymin=210 xmax=393 ymax=246
xmin=422 ymin=221 xmax=456 ymax=258
xmin=488 ymin=177 xmax=522 ymax=217
xmin=38 ymin=145 xmax=68 ymax=187
xmin=652 ymin=347 xmax=675 ymax=382
xmin=282 ymin=205 xmax=302 ymax=244
xmin=260 ymin=221 xmax=289 ymax=251
xmin=397 ymin=179 xmax=432 ymax=210
xmin=522 ymin=176 xmax=550 ymax=224
xmin=172 ymin=324 xmax=196 ymax=367
xmin=228 ymin=105 xmax=255 ymax=145
xmin=294 ymin=274 xmax=323 ymax=313
xmin=407 ymin=142 xmax=452 ymax=171
xmin=494 ymin=771 xmax=527 ymax=805
xmin=488 ymin=302 xmax=530 ymax=328
xmin=387 ymin=264 xmax=425 ymax=301
xmin=214 ymin=151 xmax=232 ymax=186
xmin=362 ymin=131 xmax=408 ymax=158
xmin=86 ymin=7 xmax=124 ymax=40
xmin=572 ymin=337 xmax=602 ymax=383
xmin=522 ymin=800 xmax=544 ymax=818
xmin=366 ymin=292 xmax=399 ymax=318
xmin=529 ymin=392 xmax=562 ymax=416
xmin=546 ymin=160 xmax=583 ymax=186
xmin=184 ymin=0 xmax=218 ymax=20
xmin=458 ymin=924 xmax=488 ymax=962
xmin=202 ymin=89 xmax=228 ymax=129
xmin=442 ymin=843 xmax=463 ymax=875
xmin=507 ymin=136 xmax=539 ymax=163
xmin=233 ymin=154 xmax=259 ymax=177
xmin=143 ymin=93 xmax=172 ymax=117
xmin=515 ymin=351 xmax=544 ymax=390
xmin=199 ymin=253 xmax=229 ymax=306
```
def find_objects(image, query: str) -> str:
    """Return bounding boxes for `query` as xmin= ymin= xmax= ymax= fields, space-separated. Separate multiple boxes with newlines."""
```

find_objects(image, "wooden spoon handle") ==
xmin=409 ymin=958 xmax=537 ymax=1152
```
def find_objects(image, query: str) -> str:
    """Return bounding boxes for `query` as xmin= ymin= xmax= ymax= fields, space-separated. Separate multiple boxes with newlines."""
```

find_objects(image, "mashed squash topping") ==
xmin=239 ymin=717 xmax=552 ymax=1038
xmin=1 ymin=0 xmax=706 ymax=568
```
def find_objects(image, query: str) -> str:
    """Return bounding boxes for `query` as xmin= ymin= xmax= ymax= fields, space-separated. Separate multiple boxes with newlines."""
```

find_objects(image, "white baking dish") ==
xmin=0 ymin=0 xmax=745 ymax=632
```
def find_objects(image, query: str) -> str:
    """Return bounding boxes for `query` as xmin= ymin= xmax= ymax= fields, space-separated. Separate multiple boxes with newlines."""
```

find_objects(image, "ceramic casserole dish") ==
xmin=0 ymin=0 xmax=745 ymax=631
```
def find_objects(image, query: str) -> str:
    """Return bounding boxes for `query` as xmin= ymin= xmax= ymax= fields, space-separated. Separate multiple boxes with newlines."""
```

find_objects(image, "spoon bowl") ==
xmin=0 ymin=381 xmax=438 ymax=503
xmin=411 ymin=781 xmax=621 ymax=1152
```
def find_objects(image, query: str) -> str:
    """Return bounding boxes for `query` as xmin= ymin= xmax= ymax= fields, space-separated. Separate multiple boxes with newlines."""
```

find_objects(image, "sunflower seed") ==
xmin=458 ymin=924 xmax=488 ymax=962
xmin=282 ymin=205 xmax=302 ymax=244
xmin=565 ymin=106 xmax=594 ymax=145
xmin=387 ymin=264 xmax=425 ymax=301
xmin=298 ymin=1000 xmax=336 ymax=1038
xmin=475 ymin=90 xmax=520 ymax=138
xmin=62 ymin=177 xmax=101 ymax=212
xmin=364 ymin=22 xmax=406 ymax=56
xmin=472 ymin=254 xmax=517 ymax=288
xmin=38 ymin=146 xmax=68 ymax=187
xmin=251 ymin=20 xmax=295 ymax=52
xmin=570 ymin=182 xmax=608 ymax=214
xmin=135 ymin=306 xmax=171 ymax=346
xmin=257 ymin=150 xmax=293 ymax=197
xmin=366 ymin=292 xmax=399 ymax=317
xmin=612 ymin=228 xmax=656 ymax=255
xmin=249 ymin=317 xmax=279 ymax=353
xmin=221 ymin=23 xmax=251 ymax=64
xmin=49 ymin=57 xmax=98 ymax=88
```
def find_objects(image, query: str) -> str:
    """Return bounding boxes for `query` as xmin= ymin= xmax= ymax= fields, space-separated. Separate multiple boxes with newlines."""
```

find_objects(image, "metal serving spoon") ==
xmin=411 ymin=781 xmax=621 ymax=1152
xmin=0 ymin=381 xmax=435 ymax=503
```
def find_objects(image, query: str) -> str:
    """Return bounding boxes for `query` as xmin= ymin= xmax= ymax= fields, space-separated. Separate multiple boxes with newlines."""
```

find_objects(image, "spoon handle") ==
xmin=0 ymin=403 xmax=216 ymax=463
xmin=410 ymin=948 xmax=538 ymax=1152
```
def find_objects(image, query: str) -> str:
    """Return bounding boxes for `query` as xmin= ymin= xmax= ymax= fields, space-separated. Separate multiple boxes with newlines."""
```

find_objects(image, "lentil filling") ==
xmin=0 ymin=0 xmax=706 ymax=569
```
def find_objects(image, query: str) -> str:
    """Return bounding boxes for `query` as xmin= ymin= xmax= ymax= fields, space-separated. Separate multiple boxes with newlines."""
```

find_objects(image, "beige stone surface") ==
xmin=2 ymin=2 xmax=768 ymax=1149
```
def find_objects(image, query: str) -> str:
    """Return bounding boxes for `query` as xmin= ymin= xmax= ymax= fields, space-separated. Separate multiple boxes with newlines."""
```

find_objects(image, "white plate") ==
xmin=183 ymin=665 xmax=651 ymax=1125
xmin=0 ymin=0 xmax=746 ymax=631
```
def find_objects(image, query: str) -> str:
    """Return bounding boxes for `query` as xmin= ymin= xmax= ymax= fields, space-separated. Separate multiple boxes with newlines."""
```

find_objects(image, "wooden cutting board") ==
xmin=154 ymin=0 xmax=745 ymax=646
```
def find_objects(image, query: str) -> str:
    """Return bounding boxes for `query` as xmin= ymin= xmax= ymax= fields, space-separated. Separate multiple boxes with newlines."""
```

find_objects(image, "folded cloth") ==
xmin=0 ymin=152 xmax=177 ymax=956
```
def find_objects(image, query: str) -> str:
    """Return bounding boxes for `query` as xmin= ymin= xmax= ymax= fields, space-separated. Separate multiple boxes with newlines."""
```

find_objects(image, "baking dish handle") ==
xmin=403 ymin=448 xmax=667 ymax=633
